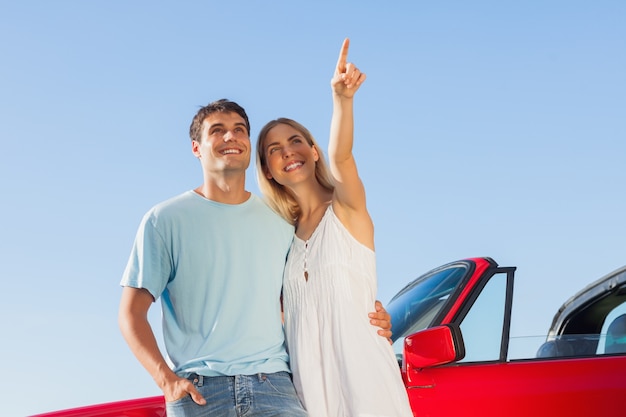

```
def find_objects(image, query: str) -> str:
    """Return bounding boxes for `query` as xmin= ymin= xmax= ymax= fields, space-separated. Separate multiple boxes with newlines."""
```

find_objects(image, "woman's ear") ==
xmin=312 ymin=145 xmax=320 ymax=162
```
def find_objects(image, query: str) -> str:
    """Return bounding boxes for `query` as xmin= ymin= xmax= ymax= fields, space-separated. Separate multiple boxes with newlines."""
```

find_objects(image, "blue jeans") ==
xmin=165 ymin=372 xmax=308 ymax=417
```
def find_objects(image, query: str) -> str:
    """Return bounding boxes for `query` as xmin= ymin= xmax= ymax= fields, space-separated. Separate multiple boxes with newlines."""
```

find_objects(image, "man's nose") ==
xmin=224 ymin=131 xmax=234 ymax=141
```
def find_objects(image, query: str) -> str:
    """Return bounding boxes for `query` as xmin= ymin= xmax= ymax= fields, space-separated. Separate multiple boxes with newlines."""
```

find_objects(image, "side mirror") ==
xmin=404 ymin=324 xmax=465 ymax=371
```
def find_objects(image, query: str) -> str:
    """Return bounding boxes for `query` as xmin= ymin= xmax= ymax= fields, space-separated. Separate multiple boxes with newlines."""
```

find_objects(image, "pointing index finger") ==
xmin=336 ymin=38 xmax=350 ymax=73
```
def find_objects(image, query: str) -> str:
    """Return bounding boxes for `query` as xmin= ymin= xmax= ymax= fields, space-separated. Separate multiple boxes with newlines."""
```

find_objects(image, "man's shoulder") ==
xmin=249 ymin=194 xmax=295 ymax=233
xmin=144 ymin=190 xmax=196 ymax=218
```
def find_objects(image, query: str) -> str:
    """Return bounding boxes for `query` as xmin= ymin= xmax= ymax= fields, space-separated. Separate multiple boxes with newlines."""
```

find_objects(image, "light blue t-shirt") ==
xmin=121 ymin=191 xmax=295 ymax=377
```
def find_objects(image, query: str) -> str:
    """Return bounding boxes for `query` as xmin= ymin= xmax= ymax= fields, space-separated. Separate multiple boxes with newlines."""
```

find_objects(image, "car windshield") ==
xmin=388 ymin=263 xmax=470 ymax=344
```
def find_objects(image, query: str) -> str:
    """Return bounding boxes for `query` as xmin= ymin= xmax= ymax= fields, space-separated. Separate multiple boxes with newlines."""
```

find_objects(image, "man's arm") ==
xmin=118 ymin=287 xmax=206 ymax=405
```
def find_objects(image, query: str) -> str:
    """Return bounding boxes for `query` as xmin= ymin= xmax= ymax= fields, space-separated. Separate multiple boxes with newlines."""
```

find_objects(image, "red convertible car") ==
xmin=34 ymin=257 xmax=626 ymax=417
xmin=391 ymin=257 xmax=626 ymax=416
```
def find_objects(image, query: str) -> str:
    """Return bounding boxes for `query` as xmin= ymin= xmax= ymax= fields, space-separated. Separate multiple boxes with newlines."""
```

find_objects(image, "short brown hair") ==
xmin=189 ymin=99 xmax=251 ymax=143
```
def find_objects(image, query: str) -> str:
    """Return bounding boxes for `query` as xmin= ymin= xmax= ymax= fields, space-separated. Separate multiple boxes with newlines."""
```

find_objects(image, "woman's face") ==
xmin=262 ymin=123 xmax=319 ymax=186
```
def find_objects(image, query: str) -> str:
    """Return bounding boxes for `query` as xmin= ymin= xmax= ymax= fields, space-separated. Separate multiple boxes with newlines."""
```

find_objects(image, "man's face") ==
xmin=192 ymin=111 xmax=251 ymax=174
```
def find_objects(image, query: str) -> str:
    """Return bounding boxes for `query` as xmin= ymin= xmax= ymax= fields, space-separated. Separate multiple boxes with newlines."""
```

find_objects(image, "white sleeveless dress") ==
xmin=282 ymin=205 xmax=413 ymax=417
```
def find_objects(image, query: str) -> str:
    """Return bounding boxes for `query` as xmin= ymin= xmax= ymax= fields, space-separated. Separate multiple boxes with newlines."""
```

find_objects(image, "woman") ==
xmin=256 ymin=39 xmax=412 ymax=417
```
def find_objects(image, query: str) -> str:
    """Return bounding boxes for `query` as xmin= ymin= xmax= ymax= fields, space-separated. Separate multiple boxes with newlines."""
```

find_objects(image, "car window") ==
xmin=458 ymin=272 xmax=507 ymax=362
xmin=389 ymin=264 xmax=469 ymax=341
xmin=597 ymin=301 xmax=626 ymax=354
xmin=534 ymin=283 xmax=626 ymax=359
xmin=389 ymin=264 xmax=469 ymax=360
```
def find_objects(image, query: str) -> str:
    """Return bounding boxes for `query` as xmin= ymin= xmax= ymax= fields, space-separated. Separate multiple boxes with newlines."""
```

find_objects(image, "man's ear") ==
xmin=192 ymin=140 xmax=201 ymax=158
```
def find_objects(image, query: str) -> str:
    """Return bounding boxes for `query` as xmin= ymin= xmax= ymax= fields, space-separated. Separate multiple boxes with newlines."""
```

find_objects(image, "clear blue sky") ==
xmin=1 ymin=1 xmax=624 ymax=415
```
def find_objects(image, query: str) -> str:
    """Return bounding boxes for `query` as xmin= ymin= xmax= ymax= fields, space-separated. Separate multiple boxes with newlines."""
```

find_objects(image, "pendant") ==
xmin=304 ymin=241 xmax=309 ymax=282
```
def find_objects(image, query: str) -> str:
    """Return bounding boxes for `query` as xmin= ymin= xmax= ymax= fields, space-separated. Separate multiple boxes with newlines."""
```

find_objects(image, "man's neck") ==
xmin=194 ymin=176 xmax=250 ymax=205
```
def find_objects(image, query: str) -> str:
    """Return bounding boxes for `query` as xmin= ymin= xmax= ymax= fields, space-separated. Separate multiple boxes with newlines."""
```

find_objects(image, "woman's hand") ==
xmin=331 ymin=38 xmax=366 ymax=99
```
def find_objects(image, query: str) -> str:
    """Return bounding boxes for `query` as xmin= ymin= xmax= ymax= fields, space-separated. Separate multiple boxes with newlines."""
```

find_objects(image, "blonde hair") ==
xmin=256 ymin=118 xmax=335 ymax=225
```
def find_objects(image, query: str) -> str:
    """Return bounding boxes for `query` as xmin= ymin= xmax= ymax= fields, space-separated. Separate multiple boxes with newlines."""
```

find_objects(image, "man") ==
xmin=119 ymin=99 xmax=391 ymax=417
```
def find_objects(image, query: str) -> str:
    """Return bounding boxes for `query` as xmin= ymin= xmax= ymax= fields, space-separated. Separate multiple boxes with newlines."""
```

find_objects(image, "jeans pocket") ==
xmin=165 ymin=394 xmax=198 ymax=417
xmin=262 ymin=372 xmax=297 ymax=396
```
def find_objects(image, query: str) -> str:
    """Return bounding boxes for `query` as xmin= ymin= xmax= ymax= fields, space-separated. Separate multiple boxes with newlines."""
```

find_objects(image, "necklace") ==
xmin=303 ymin=240 xmax=309 ymax=281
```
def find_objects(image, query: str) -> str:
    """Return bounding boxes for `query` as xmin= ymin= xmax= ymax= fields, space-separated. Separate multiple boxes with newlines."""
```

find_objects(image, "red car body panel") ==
xmin=31 ymin=396 xmax=165 ymax=417
xmin=405 ymin=356 xmax=625 ymax=416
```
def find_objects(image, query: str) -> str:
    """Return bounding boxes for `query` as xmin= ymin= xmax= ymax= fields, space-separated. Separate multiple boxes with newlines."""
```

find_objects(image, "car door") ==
xmin=403 ymin=266 xmax=626 ymax=417
xmin=406 ymin=355 xmax=623 ymax=416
